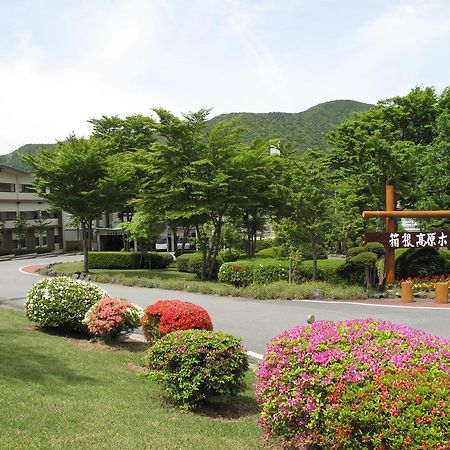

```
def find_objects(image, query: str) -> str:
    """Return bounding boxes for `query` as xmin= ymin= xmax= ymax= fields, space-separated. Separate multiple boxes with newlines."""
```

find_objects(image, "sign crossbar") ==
xmin=362 ymin=185 xmax=449 ymax=285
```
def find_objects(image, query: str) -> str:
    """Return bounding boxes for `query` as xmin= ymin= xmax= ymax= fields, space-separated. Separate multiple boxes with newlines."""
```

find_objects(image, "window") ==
xmin=0 ymin=211 xmax=17 ymax=221
xmin=20 ymin=211 xmax=39 ymax=220
xmin=0 ymin=182 xmax=15 ymax=192
xmin=42 ymin=210 xmax=58 ymax=219
xmin=12 ymin=239 xmax=26 ymax=249
xmin=19 ymin=184 xmax=34 ymax=193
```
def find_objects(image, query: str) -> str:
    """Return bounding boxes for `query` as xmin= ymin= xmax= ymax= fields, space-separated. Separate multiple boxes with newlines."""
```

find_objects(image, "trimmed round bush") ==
xmin=25 ymin=277 xmax=107 ymax=330
xmin=218 ymin=249 xmax=244 ymax=262
xmin=346 ymin=246 xmax=366 ymax=257
xmin=141 ymin=300 xmax=213 ymax=344
xmin=144 ymin=329 xmax=248 ymax=409
xmin=176 ymin=253 xmax=194 ymax=272
xmin=256 ymin=319 xmax=450 ymax=449
xmin=364 ymin=241 xmax=385 ymax=257
xmin=255 ymin=246 xmax=287 ymax=259
xmin=83 ymin=297 xmax=144 ymax=339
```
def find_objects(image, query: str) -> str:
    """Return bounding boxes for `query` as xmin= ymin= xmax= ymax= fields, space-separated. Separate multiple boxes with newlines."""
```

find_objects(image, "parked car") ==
xmin=155 ymin=237 xmax=191 ymax=251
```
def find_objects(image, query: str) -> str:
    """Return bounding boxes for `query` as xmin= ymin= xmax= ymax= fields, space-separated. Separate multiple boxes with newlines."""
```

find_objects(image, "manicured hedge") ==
xmin=88 ymin=251 xmax=173 ymax=270
xmin=219 ymin=258 xmax=349 ymax=287
xmin=219 ymin=259 xmax=289 ymax=287
xmin=293 ymin=259 xmax=345 ymax=284
xmin=255 ymin=246 xmax=287 ymax=259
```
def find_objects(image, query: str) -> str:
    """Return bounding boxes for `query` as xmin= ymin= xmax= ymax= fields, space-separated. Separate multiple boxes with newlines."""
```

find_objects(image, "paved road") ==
xmin=2 ymin=254 xmax=450 ymax=354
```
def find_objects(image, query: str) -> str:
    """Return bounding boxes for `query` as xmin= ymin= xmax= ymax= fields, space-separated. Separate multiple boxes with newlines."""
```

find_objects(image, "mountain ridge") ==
xmin=0 ymin=99 xmax=372 ymax=171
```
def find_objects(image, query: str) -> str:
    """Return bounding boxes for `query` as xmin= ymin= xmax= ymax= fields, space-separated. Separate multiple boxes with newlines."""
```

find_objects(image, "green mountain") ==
xmin=210 ymin=100 xmax=372 ymax=151
xmin=0 ymin=143 xmax=56 ymax=172
xmin=0 ymin=100 xmax=371 ymax=171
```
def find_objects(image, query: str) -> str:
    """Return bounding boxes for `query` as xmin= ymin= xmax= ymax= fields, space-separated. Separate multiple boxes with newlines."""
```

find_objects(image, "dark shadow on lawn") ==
xmin=194 ymin=395 xmax=260 ymax=420
xmin=0 ymin=330 xmax=101 ymax=386
xmin=30 ymin=326 xmax=148 ymax=353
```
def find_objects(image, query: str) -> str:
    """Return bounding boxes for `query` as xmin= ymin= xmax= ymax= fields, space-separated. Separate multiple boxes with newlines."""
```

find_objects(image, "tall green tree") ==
xmin=231 ymin=140 xmax=281 ymax=257
xmin=25 ymin=136 xmax=132 ymax=272
xmin=324 ymin=86 xmax=447 ymax=248
xmin=89 ymin=114 xmax=157 ymax=154
xmin=274 ymin=150 xmax=333 ymax=280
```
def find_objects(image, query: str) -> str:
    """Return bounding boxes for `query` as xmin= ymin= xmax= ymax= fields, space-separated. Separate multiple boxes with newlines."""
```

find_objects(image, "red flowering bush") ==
xmin=256 ymin=319 xmax=450 ymax=449
xmin=141 ymin=300 xmax=213 ymax=344
xmin=83 ymin=297 xmax=143 ymax=339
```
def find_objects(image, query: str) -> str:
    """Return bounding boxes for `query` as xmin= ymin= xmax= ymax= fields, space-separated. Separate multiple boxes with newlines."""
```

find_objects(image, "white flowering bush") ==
xmin=25 ymin=277 xmax=107 ymax=331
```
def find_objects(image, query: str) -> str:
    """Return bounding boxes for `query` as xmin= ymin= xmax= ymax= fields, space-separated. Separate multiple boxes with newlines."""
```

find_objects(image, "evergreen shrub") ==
xmin=255 ymin=238 xmax=276 ymax=252
xmin=255 ymin=246 xmax=287 ymax=259
xmin=218 ymin=259 xmax=289 ymax=287
xmin=141 ymin=300 xmax=213 ymax=344
xmin=396 ymin=247 xmax=450 ymax=280
xmin=218 ymin=249 xmax=245 ymax=262
xmin=293 ymin=259 xmax=345 ymax=284
xmin=256 ymin=319 xmax=450 ymax=449
xmin=88 ymin=251 xmax=172 ymax=270
xmin=25 ymin=277 xmax=107 ymax=330
xmin=144 ymin=329 xmax=248 ymax=409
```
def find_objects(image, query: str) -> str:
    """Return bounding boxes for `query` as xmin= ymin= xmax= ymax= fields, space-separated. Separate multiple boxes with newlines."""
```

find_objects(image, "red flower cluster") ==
xmin=86 ymin=297 xmax=133 ymax=337
xmin=141 ymin=300 xmax=213 ymax=344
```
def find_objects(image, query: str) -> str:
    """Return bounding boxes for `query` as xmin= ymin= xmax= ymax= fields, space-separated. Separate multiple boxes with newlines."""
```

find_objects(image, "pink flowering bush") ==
xmin=255 ymin=319 xmax=450 ymax=449
xmin=83 ymin=297 xmax=143 ymax=339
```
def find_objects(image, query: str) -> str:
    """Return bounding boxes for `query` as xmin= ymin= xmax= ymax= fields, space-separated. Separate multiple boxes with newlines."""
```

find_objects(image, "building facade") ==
xmin=0 ymin=165 xmax=63 ymax=253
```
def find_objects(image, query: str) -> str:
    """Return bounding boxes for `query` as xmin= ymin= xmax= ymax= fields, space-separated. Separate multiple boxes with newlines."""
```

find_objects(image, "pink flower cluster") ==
xmin=85 ymin=297 xmax=134 ymax=337
xmin=255 ymin=319 xmax=450 ymax=448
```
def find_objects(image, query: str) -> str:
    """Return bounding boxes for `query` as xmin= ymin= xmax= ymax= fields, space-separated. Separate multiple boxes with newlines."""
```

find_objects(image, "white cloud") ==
xmin=0 ymin=0 xmax=449 ymax=154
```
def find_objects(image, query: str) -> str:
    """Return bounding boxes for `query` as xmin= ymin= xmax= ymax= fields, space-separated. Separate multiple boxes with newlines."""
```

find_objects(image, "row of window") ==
xmin=0 ymin=183 xmax=34 ymax=193
xmin=0 ymin=234 xmax=60 ymax=249
xmin=0 ymin=210 xmax=59 ymax=221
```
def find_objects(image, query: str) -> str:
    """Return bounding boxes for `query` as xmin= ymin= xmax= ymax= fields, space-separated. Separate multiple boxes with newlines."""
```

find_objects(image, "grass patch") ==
xmin=0 ymin=307 xmax=262 ymax=450
xmin=51 ymin=262 xmax=197 ymax=282
xmin=241 ymin=281 xmax=367 ymax=300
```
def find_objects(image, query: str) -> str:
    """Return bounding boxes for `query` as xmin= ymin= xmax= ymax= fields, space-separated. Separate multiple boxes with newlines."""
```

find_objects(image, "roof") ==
xmin=0 ymin=164 xmax=30 ymax=176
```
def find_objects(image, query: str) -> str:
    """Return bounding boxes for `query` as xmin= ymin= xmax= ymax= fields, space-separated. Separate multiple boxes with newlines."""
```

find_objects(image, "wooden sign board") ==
xmin=365 ymin=231 xmax=449 ymax=249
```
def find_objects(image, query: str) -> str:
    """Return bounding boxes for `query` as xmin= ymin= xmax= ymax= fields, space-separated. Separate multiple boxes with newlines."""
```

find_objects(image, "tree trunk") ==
xmin=311 ymin=234 xmax=318 ymax=281
xmin=207 ymin=218 xmax=222 ymax=280
xmin=196 ymin=224 xmax=207 ymax=281
xmin=81 ymin=220 xmax=89 ymax=273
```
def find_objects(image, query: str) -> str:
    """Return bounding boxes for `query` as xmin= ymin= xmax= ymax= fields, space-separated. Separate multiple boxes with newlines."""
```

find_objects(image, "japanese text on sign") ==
xmin=365 ymin=231 xmax=449 ymax=249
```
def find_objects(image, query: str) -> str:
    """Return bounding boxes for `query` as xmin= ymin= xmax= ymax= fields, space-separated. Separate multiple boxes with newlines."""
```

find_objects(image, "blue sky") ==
xmin=0 ymin=0 xmax=449 ymax=153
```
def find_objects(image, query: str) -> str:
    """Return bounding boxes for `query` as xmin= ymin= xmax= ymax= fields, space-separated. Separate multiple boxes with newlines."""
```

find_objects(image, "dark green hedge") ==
xmin=255 ymin=246 xmax=287 ymax=259
xmin=293 ymin=259 xmax=346 ymax=284
xmin=88 ymin=252 xmax=173 ymax=270
xmin=218 ymin=259 xmax=289 ymax=287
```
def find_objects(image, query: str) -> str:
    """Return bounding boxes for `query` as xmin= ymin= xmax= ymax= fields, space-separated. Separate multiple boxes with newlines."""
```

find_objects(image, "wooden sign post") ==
xmin=362 ymin=185 xmax=450 ymax=285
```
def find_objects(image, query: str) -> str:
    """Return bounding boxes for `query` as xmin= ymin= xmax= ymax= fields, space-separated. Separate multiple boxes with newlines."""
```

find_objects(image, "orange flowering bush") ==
xmin=141 ymin=300 xmax=213 ymax=344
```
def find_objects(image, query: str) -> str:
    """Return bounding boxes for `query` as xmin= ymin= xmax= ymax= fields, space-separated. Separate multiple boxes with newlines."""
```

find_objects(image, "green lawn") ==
xmin=51 ymin=262 xmax=197 ymax=282
xmin=0 ymin=307 xmax=262 ymax=450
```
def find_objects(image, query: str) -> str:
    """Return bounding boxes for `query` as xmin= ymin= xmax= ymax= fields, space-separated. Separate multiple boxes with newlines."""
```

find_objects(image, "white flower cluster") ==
xmin=25 ymin=277 xmax=108 ymax=330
